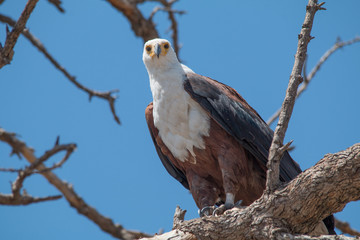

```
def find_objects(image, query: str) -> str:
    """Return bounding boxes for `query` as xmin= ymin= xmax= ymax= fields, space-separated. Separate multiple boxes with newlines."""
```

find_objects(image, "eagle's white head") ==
xmin=142 ymin=38 xmax=181 ymax=72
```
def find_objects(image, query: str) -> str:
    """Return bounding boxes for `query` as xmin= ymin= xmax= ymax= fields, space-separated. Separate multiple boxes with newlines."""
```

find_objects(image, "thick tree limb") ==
xmin=265 ymin=0 xmax=323 ymax=193
xmin=0 ymin=14 xmax=121 ymax=125
xmin=267 ymin=36 xmax=360 ymax=126
xmin=0 ymin=0 xmax=38 ymax=69
xmin=0 ymin=128 xmax=151 ymax=239
xmin=142 ymin=143 xmax=360 ymax=240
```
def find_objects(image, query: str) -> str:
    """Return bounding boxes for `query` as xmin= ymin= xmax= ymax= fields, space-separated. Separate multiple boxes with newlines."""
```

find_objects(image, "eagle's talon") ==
xmin=199 ymin=206 xmax=215 ymax=217
xmin=213 ymin=204 xmax=226 ymax=216
xmin=234 ymin=200 xmax=243 ymax=208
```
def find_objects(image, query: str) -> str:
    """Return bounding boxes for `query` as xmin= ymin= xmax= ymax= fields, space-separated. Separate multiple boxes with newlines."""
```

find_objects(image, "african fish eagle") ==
xmin=143 ymin=38 xmax=335 ymax=235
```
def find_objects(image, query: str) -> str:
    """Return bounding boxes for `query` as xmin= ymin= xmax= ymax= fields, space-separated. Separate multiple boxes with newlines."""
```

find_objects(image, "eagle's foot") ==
xmin=199 ymin=206 xmax=216 ymax=217
xmin=213 ymin=200 xmax=243 ymax=216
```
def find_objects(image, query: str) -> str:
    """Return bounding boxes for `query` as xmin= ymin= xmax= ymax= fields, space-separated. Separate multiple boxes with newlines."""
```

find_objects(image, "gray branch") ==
xmin=265 ymin=0 xmax=324 ymax=193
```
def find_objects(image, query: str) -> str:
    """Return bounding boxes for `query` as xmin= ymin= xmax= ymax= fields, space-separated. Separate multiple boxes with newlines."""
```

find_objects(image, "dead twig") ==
xmin=0 ymin=14 xmax=121 ymax=124
xmin=0 ymin=0 xmax=39 ymax=68
xmin=47 ymin=0 xmax=65 ymax=13
xmin=265 ymin=0 xmax=323 ymax=193
xmin=0 ymin=130 xmax=75 ymax=206
xmin=267 ymin=36 xmax=360 ymax=126
xmin=172 ymin=205 xmax=186 ymax=229
xmin=0 ymin=193 xmax=62 ymax=206
xmin=150 ymin=0 xmax=185 ymax=57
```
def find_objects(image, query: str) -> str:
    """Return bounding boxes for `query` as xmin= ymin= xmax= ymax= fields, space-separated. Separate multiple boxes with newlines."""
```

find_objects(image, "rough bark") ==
xmin=0 ymin=0 xmax=38 ymax=68
xmin=142 ymin=143 xmax=360 ymax=240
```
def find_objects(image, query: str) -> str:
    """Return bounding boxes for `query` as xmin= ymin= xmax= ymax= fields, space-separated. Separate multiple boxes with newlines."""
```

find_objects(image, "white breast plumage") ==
xmin=149 ymin=66 xmax=210 ymax=163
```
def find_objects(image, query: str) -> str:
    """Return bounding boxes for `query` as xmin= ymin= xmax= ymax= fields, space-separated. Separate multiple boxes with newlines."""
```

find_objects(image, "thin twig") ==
xmin=0 ymin=143 xmax=74 ymax=174
xmin=0 ymin=0 xmax=39 ymax=68
xmin=335 ymin=218 xmax=360 ymax=237
xmin=0 ymin=14 xmax=121 ymax=124
xmin=0 ymin=193 xmax=62 ymax=205
xmin=0 ymin=132 xmax=76 ymax=205
xmin=0 ymin=167 xmax=23 ymax=173
xmin=34 ymin=143 xmax=77 ymax=171
xmin=267 ymin=36 xmax=360 ymax=126
xmin=0 ymin=128 xmax=151 ymax=239
xmin=47 ymin=0 xmax=65 ymax=13
xmin=151 ymin=0 xmax=185 ymax=57
xmin=265 ymin=0 xmax=323 ymax=193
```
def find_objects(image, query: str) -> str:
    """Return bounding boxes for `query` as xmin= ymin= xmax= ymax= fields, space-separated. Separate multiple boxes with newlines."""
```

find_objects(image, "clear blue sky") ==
xmin=0 ymin=1 xmax=359 ymax=239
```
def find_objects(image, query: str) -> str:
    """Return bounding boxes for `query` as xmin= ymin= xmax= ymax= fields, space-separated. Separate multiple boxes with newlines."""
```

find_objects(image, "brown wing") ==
xmin=183 ymin=72 xmax=302 ymax=182
xmin=145 ymin=103 xmax=189 ymax=189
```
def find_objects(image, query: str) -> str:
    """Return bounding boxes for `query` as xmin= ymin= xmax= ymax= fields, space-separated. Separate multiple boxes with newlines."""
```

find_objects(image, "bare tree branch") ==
xmin=142 ymin=143 xmax=360 ymax=240
xmin=0 ymin=131 xmax=74 ymax=206
xmin=335 ymin=219 xmax=360 ymax=237
xmin=106 ymin=0 xmax=159 ymax=42
xmin=0 ymin=142 xmax=73 ymax=173
xmin=0 ymin=128 xmax=151 ymax=240
xmin=0 ymin=14 xmax=121 ymax=125
xmin=267 ymin=36 xmax=360 ymax=126
xmin=105 ymin=0 xmax=183 ymax=57
xmin=47 ymin=0 xmax=65 ymax=13
xmin=0 ymin=0 xmax=38 ymax=68
xmin=151 ymin=0 xmax=185 ymax=58
xmin=265 ymin=0 xmax=324 ymax=193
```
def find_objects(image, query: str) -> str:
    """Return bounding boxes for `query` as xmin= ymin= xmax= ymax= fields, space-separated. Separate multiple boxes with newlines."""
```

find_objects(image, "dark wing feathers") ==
xmin=184 ymin=72 xmax=302 ymax=182
xmin=145 ymin=103 xmax=190 ymax=189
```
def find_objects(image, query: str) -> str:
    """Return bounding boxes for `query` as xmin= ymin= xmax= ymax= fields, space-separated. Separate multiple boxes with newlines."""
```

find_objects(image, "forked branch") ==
xmin=0 ymin=128 xmax=150 ymax=239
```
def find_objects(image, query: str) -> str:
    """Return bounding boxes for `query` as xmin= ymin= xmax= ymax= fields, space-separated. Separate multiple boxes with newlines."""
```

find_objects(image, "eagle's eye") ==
xmin=146 ymin=46 xmax=152 ymax=52
xmin=163 ymin=43 xmax=169 ymax=49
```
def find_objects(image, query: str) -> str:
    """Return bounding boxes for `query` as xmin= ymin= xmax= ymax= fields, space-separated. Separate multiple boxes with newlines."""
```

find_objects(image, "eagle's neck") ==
xmin=148 ymin=65 xmax=210 ymax=163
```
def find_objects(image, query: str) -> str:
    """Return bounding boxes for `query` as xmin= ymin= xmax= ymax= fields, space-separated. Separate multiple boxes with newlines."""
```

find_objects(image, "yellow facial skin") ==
xmin=145 ymin=41 xmax=170 ymax=58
